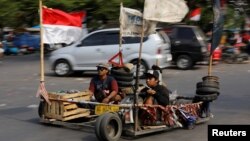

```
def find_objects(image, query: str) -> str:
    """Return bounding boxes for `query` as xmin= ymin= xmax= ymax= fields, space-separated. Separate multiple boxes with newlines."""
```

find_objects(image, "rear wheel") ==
xmin=54 ymin=60 xmax=72 ymax=76
xmin=176 ymin=55 xmax=193 ymax=70
xmin=99 ymin=113 xmax=122 ymax=141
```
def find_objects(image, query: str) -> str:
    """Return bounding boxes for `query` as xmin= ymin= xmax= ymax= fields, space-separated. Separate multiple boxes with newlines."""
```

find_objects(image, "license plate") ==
xmin=95 ymin=105 xmax=120 ymax=115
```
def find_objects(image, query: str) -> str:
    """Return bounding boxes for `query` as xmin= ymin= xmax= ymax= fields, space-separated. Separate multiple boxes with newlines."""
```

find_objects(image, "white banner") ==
xmin=120 ymin=6 xmax=156 ymax=37
xmin=143 ymin=0 xmax=189 ymax=23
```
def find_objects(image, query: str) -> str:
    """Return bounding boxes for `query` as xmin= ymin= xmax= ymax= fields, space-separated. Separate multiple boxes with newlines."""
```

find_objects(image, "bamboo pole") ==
xmin=134 ymin=18 xmax=145 ymax=132
xmin=208 ymin=55 xmax=213 ymax=76
xmin=39 ymin=0 xmax=45 ymax=82
xmin=119 ymin=2 xmax=123 ymax=64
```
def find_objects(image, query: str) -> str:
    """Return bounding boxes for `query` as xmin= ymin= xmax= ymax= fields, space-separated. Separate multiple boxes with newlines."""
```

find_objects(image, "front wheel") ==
xmin=98 ymin=112 xmax=122 ymax=141
xmin=38 ymin=101 xmax=45 ymax=118
xmin=176 ymin=55 xmax=193 ymax=70
xmin=54 ymin=60 xmax=72 ymax=76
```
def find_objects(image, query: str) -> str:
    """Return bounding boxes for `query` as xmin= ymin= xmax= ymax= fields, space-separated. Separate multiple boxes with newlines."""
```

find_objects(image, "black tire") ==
xmin=99 ymin=113 xmax=122 ymax=141
xmin=130 ymin=59 xmax=149 ymax=78
xmin=111 ymin=68 xmax=134 ymax=77
xmin=38 ymin=101 xmax=45 ymax=118
xmin=176 ymin=55 xmax=193 ymax=70
xmin=194 ymin=94 xmax=218 ymax=101
xmin=196 ymin=81 xmax=219 ymax=89
xmin=196 ymin=87 xmax=219 ymax=95
xmin=117 ymin=80 xmax=135 ymax=87
xmin=95 ymin=114 xmax=107 ymax=141
xmin=202 ymin=75 xmax=219 ymax=82
xmin=54 ymin=59 xmax=72 ymax=76
xmin=112 ymin=74 xmax=134 ymax=82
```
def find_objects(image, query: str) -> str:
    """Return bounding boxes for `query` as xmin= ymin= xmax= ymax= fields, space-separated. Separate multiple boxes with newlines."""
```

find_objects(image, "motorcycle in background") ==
xmin=221 ymin=43 xmax=249 ymax=64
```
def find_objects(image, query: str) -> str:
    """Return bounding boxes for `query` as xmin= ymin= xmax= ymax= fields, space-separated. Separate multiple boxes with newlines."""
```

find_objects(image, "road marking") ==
xmin=0 ymin=104 xmax=6 ymax=107
xmin=27 ymin=104 xmax=38 ymax=108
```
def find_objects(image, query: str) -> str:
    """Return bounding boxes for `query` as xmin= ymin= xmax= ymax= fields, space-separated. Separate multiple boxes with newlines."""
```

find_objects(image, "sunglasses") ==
xmin=97 ymin=67 xmax=106 ymax=71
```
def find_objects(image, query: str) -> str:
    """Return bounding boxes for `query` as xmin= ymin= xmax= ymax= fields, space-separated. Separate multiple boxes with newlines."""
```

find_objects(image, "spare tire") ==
xmin=196 ymin=81 xmax=219 ymax=89
xmin=202 ymin=75 xmax=219 ymax=82
xmin=194 ymin=94 xmax=218 ymax=102
xmin=196 ymin=87 xmax=219 ymax=95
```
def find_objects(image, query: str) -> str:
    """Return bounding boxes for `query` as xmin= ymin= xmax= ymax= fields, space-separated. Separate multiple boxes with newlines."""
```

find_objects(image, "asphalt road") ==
xmin=0 ymin=53 xmax=249 ymax=141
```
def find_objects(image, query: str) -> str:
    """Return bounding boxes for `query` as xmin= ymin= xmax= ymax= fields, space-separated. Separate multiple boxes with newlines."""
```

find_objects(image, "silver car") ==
xmin=49 ymin=28 xmax=172 ymax=77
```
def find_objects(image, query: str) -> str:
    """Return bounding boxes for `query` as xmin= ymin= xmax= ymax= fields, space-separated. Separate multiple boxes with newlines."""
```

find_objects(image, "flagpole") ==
xmin=37 ymin=0 xmax=51 ymax=105
xmin=119 ymin=2 xmax=123 ymax=63
xmin=208 ymin=0 xmax=214 ymax=77
xmin=208 ymin=55 xmax=213 ymax=76
xmin=134 ymin=16 xmax=145 ymax=133
xmin=39 ymin=0 xmax=45 ymax=82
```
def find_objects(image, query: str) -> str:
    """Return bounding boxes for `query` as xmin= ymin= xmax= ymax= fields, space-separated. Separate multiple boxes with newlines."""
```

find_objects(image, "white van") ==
xmin=49 ymin=28 xmax=172 ymax=77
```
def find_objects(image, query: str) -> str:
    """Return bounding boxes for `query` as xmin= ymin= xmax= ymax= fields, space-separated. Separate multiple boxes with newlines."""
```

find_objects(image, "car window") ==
xmin=79 ymin=31 xmax=120 ymax=46
xmin=103 ymin=31 xmax=119 ymax=45
xmin=194 ymin=27 xmax=207 ymax=41
xmin=177 ymin=27 xmax=195 ymax=40
xmin=122 ymin=36 xmax=148 ymax=44
xmin=80 ymin=32 xmax=106 ymax=46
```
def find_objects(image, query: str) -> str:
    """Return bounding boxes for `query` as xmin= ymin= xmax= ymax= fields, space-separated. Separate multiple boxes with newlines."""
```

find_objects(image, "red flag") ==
xmin=188 ymin=8 xmax=201 ymax=21
xmin=42 ymin=7 xmax=86 ymax=44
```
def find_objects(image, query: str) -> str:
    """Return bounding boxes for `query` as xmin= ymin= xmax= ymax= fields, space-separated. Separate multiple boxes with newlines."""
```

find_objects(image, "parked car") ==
xmin=49 ymin=28 xmax=172 ymax=77
xmin=162 ymin=24 xmax=209 ymax=69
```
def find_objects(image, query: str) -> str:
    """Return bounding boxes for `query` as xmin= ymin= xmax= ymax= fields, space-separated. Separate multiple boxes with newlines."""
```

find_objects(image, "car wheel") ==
xmin=54 ymin=60 xmax=72 ymax=76
xmin=176 ymin=55 xmax=193 ymax=70
xmin=131 ymin=60 xmax=148 ymax=78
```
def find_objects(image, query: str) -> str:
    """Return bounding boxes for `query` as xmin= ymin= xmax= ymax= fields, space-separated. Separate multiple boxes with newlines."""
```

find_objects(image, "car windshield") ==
xmin=195 ymin=27 xmax=208 ymax=41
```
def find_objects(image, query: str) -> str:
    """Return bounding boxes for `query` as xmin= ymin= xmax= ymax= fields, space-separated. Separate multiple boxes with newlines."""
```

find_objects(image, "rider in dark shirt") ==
xmin=139 ymin=70 xmax=170 ymax=106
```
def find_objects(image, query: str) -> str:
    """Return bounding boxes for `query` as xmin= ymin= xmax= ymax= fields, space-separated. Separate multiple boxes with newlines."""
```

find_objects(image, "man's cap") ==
xmin=96 ymin=63 xmax=110 ymax=70
xmin=145 ymin=70 xmax=159 ymax=79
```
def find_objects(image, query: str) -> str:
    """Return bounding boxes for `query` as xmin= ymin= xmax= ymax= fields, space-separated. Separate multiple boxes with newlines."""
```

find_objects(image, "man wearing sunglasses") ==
xmin=89 ymin=63 xmax=122 ymax=104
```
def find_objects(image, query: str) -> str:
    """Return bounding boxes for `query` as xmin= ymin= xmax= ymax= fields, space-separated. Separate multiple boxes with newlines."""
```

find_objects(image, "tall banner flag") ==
xmin=42 ymin=7 xmax=85 ymax=44
xmin=120 ymin=6 xmax=156 ymax=37
xmin=143 ymin=0 xmax=189 ymax=23
xmin=210 ymin=0 xmax=224 ymax=55
xmin=188 ymin=7 xmax=201 ymax=21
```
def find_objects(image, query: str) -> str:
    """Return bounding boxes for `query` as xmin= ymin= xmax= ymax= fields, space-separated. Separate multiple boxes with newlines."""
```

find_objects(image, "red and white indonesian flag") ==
xmin=143 ymin=0 xmax=189 ymax=23
xmin=42 ymin=7 xmax=85 ymax=44
xmin=188 ymin=8 xmax=201 ymax=21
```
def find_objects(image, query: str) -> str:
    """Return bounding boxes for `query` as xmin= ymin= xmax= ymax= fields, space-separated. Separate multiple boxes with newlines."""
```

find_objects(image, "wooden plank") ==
xmin=70 ymin=96 xmax=91 ymax=102
xmin=61 ymin=91 xmax=91 ymax=99
xmin=62 ymin=111 xmax=91 ymax=121
xmin=142 ymin=125 xmax=166 ymax=129
xmin=63 ymin=108 xmax=90 ymax=117
xmin=48 ymin=91 xmax=91 ymax=99
xmin=45 ymin=113 xmax=63 ymax=120
xmin=64 ymin=104 xmax=78 ymax=110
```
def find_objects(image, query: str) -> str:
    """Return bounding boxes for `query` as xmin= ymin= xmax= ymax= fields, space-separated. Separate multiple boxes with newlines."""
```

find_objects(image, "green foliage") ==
xmin=0 ymin=0 xmax=248 ymax=32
